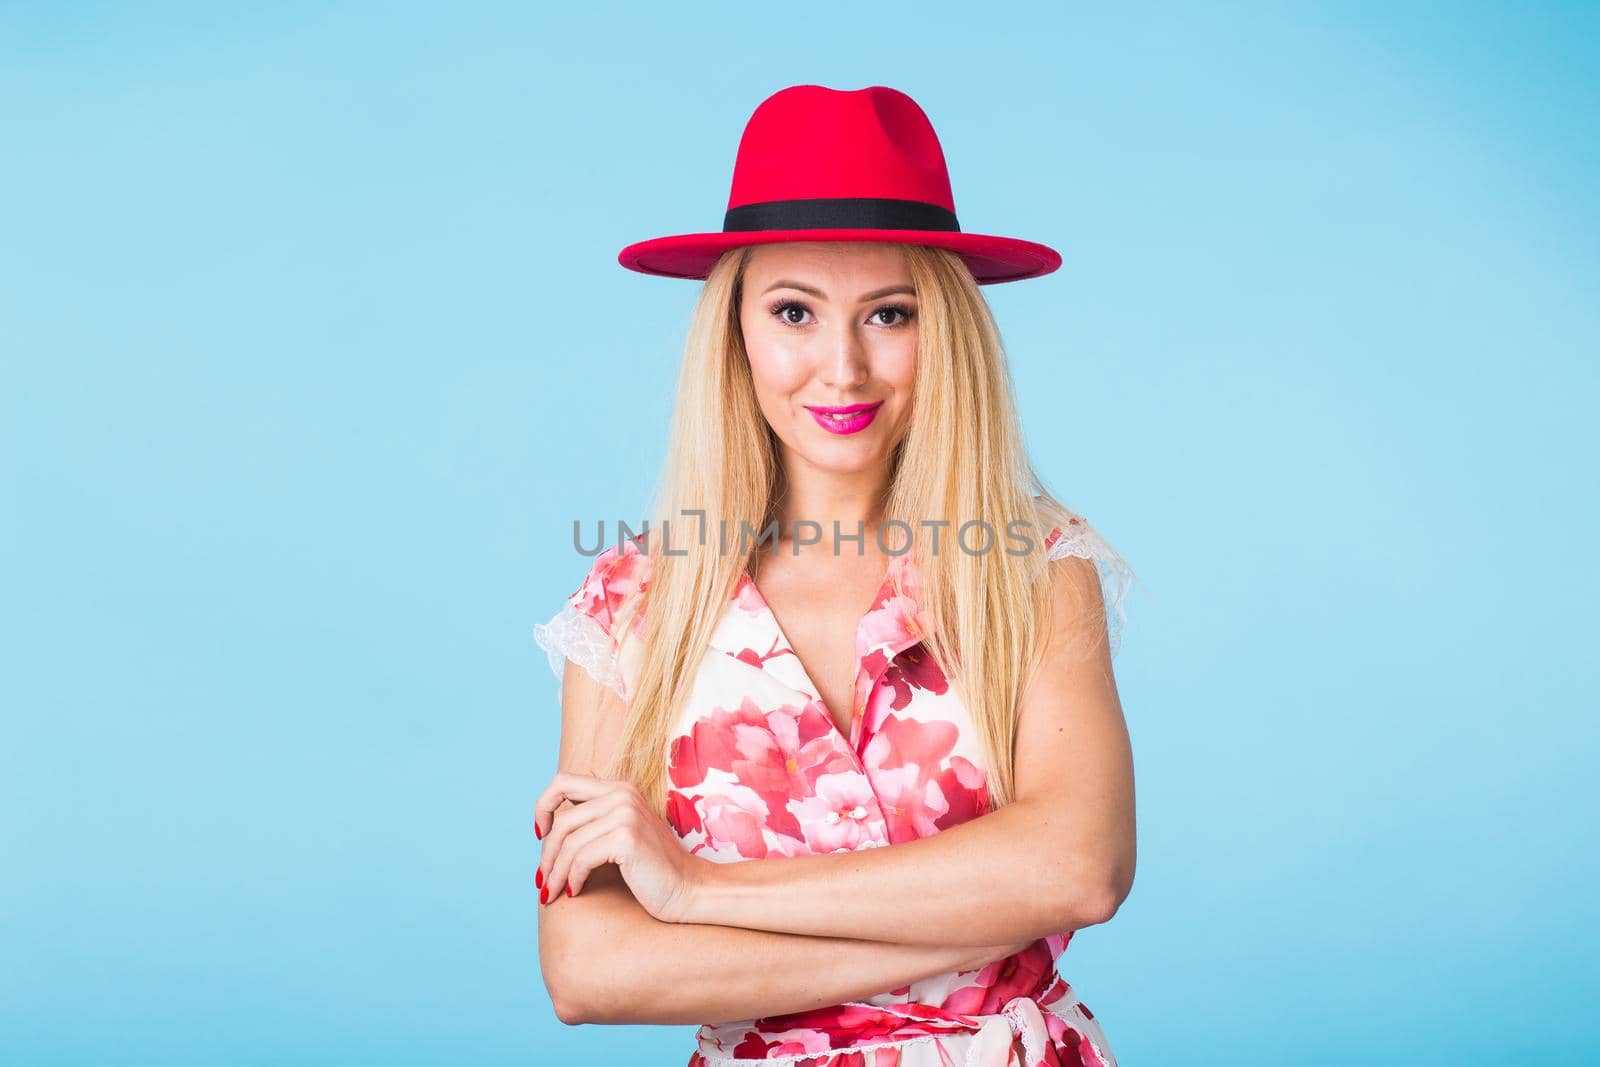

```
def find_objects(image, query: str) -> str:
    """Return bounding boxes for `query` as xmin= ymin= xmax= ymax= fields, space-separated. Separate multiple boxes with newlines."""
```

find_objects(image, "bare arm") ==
xmin=536 ymin=655 xmax=1028 ymax=1026
xmin=542 ymin=834 xmax=1025 ymax=1025
xmin=681 ymin=556 xmax=1138 ymax=946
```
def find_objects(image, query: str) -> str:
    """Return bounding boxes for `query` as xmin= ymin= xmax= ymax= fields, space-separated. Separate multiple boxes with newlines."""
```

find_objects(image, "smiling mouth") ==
xmin=805 ymin=402 xmax=881 ymax=418
xmin=803 ymin=401 xmax=883 ymax=435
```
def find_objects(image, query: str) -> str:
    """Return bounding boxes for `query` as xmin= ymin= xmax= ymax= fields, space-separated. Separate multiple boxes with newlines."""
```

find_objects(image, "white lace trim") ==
xmin=531 ymin=602 xmax=627 ymax=697
xmin=1045 ymin=519 xmax=1137 ymax=659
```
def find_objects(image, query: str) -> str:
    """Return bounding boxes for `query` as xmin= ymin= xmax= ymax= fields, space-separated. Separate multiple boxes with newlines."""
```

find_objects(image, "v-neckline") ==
xmin=736 ymin=558 xmax=896 ymax=754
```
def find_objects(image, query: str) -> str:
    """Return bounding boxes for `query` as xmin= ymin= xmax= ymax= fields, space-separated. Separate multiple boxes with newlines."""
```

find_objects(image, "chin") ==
xmin=799 ymin=443 xmax=886 ymax=475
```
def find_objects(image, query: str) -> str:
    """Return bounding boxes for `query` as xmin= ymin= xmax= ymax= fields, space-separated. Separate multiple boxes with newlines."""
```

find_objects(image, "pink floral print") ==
xmin=533 ymin=516 xmax=1133 ymax=1066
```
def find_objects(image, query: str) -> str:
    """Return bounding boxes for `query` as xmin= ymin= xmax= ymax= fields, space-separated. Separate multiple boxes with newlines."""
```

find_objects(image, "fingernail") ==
xmin=566 ymin=885 xmax=574 ymax=897
xmin=534 ymin=823 xmax=542 ymax=840
xmin=540 ymin=885 xmax=548 ymax=905
xmin=536 ymin=868 xmax=543 ymax=889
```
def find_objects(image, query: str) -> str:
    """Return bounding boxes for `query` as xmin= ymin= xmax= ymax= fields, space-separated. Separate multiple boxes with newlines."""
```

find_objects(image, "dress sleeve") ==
xmin=1043 ymin=513 xmax=1138 ymax=660
xmin=531 ymin=539 xmax=650 ymax=699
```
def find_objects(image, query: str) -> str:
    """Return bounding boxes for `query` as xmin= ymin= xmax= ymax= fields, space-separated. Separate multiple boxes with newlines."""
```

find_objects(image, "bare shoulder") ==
xmin=1035 ymin=550 xmax=1113 ymax=671
xmin=1013 ymin=548 xmax=1129 ymax=802
xmin=554 ymin=648 xmax=632 ymax=782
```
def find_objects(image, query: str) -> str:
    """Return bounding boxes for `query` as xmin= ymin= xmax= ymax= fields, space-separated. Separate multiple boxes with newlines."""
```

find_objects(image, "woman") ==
xmin=532 ymin=84 xmax=1138 ymax=1067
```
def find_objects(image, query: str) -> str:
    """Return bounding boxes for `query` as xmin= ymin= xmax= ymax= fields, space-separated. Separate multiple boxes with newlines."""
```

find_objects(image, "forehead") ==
xmin=743 ymin=242 xmax=912 ymax=290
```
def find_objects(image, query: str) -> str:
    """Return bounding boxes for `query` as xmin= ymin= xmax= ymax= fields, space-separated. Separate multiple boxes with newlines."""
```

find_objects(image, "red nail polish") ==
xmin=540 ymin=885 xmax=548 ymax=904
xmin=534 ymin=823 xmax=542 ymax=840
xmin=536 ymin=868 xmax=543 ymax=889
xmin=566 ymin=885 xmax=573 ymax=897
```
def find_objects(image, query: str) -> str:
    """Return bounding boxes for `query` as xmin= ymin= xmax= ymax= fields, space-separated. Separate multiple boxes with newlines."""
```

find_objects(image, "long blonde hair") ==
xmin=601 ymin=242 xmax=1105 ymax=813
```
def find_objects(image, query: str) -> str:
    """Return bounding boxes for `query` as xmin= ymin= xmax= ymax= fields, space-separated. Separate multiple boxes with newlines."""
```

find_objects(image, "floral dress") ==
xmin=533 ymin=513 xmax=1135 ymax=1067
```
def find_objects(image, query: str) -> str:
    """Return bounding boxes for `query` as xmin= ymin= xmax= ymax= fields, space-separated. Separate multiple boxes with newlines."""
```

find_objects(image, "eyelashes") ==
xmin=768 ymin=300 xmax=916 ymax=329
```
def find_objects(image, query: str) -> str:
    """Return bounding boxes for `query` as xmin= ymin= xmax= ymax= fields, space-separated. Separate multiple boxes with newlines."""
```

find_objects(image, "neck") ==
xmin=769 ymin=456 xmax=893 ymax=553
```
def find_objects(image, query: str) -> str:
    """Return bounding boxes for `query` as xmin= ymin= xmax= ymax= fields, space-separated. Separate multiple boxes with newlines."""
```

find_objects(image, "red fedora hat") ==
xmin=617 ymin=84 xmax=1063 ymax=285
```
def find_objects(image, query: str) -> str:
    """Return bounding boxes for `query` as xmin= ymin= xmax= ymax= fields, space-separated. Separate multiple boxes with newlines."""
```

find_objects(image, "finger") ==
xmin=565 ymin=788 xmax=651 ymax=898
xmin=533 ymin=772 xmax=599 ymax=839
xmin=536 ymin=799 xmax=575 ymax=902
xmin=544 ymin=803 xmax=630 ymax=901
xmin=532 ymin=772 xmax=611 ymax=839
xmin=544 ymin=809 xmax=630 ymax=904
xmin=538 ymin=788 xmax=627 ymax=898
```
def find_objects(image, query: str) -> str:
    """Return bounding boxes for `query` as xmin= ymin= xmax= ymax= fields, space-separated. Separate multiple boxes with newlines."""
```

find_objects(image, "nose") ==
xmin=817 ymin=321 xmax=870 ymax=391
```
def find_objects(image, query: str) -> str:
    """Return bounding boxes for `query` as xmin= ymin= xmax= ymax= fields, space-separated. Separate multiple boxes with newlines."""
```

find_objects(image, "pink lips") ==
xmin=805 ymin=401 xmax=883 ymax=435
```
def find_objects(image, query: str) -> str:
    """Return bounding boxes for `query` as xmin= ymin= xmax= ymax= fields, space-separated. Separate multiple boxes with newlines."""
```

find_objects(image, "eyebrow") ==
xmin=761 ymin=280 xmax=917 ymax=302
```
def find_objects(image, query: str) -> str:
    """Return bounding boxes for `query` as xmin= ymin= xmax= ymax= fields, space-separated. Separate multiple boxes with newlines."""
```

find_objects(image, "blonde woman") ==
xmin=532 ymin=84 xmax=1139 ymax=1067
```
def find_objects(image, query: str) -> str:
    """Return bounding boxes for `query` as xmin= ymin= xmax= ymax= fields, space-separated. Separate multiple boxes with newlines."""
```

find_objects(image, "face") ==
xmin=738 ymin=242 xmax=919 ymax=477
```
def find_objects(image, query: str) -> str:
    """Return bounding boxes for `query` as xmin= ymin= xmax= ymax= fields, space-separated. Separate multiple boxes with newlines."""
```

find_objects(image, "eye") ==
xmin=770 ymin=299 xmax=813 ymax=327
xmin=871 ymin=303 xmax=915 ymax=327
xmin=767 ymin=300 xmax=917 ymax=329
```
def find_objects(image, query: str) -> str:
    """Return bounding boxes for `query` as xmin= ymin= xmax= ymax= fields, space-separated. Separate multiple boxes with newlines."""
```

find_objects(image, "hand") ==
xmin=533 ymin=772 xmax=704 ymax=923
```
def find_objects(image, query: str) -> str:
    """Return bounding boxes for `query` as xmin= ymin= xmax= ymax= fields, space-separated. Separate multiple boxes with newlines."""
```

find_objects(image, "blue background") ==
xmin=3 ymin=3 xmax=1596 ymax=1064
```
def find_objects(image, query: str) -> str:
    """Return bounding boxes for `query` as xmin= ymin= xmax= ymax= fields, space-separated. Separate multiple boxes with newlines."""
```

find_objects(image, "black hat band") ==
xmin=723 ymin=197 xmax=961 ymax=234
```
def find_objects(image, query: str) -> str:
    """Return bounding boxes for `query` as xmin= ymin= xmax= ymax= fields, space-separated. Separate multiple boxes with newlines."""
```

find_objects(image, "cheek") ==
xmin=879 ymin=338 xmax=919 ymax=434
xmin=744 ymin=334 xmax=814 ymax=397
xmin=880 ymin=335 xmax=919 ymax=391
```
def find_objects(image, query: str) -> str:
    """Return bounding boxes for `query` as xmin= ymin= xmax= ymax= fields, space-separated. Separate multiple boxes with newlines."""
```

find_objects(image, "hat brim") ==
xmin=617 ymin=228 xmax=1061 ymax=285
